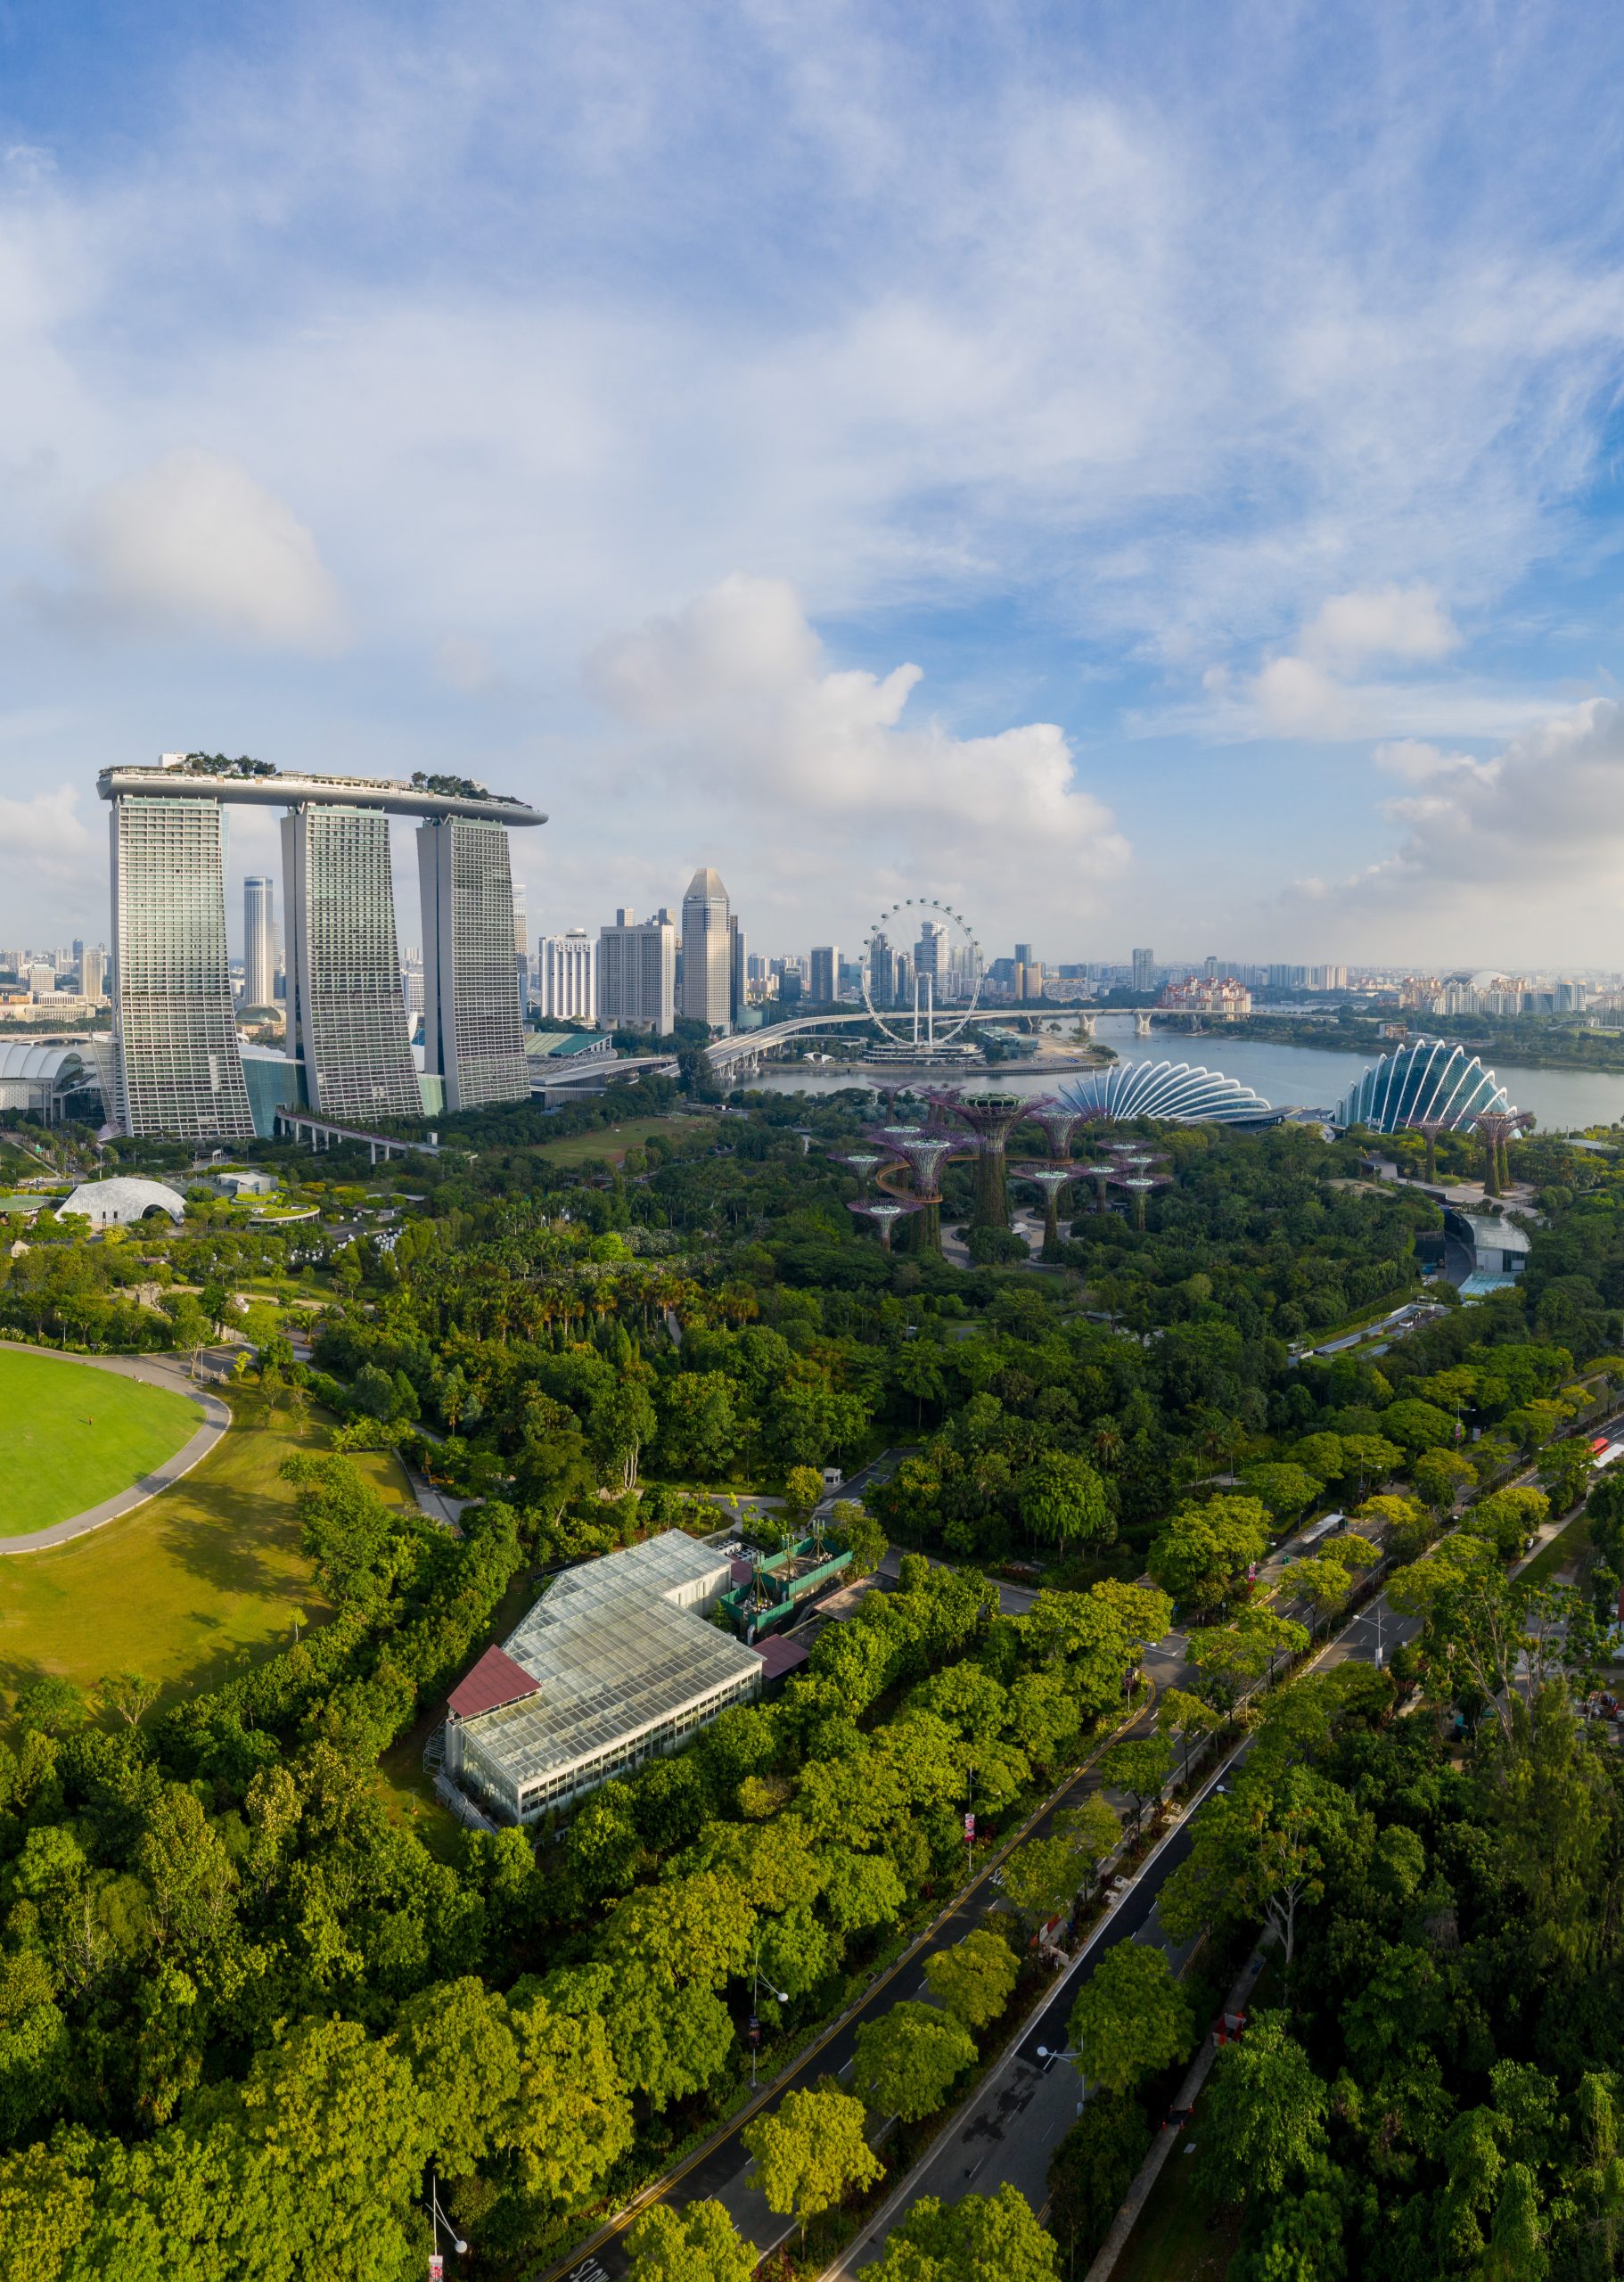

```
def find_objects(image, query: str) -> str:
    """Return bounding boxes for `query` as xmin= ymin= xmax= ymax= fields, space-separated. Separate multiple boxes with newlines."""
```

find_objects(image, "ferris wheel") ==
xmin=861 ymin=898 xmax=984 ymax=1049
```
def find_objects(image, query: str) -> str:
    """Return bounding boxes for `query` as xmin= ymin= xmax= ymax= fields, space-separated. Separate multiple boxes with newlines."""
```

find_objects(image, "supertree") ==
xmin=1472 ymin=1108 xmax=1534 ymax=1197
xmin=1078 ymin=1161 xmax=1117 ymax=1213
xmin=1111 ymin=1168 xmax=1171 ymax=1231
xmin=922 ymin=1090 xmax=1056 ymax=1230
xmin=1025 ymin=1105 xmax=1082 ymax=1162
xmin=1014 ymin=1164 xmax=1071 ymax=1259
xmin=866 ymin=1126 xmax=962 ymax=1253
xmin=832 ymin=1151 xmax=886 ymax=1193
xmin=1407 ymin=1116 xmax=1451 ymax=1185
xmin=847 ymin=1197 xmax=922 ymax=1251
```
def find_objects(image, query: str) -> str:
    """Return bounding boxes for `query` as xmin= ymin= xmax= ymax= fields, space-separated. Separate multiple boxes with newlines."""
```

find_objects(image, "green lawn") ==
xmin=0 ymin=1397 xmax=409 ymax=1715
xmin=530 ymin=1114 xmax=714 ymax=1166
xmin=0 ymin=1347 xmax=203 ymax=1532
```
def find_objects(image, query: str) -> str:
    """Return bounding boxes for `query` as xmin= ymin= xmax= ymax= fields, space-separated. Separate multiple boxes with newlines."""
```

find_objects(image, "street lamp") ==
xmin=748 ymin=1940 xmax=791 ymax=2089
xmin=422 ymin=2164 xmax=468 ymax=2276
xmin=1036 ymin=2044 xmax=1089 ymax=2117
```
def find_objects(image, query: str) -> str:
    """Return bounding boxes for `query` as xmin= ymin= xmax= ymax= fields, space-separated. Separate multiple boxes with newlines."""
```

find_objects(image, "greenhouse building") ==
xmin=1057 ymin=1061 xmax=1275 ymax=1125
xmin=1333 ymin=1040 xmax=1509 ymax=1134
xmin=441 ymin=1532 xmax=768 ymax=1826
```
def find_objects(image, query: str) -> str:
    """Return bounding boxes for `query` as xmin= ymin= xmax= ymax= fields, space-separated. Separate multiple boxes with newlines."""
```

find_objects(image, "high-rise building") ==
xmin=401 ymin=954 xmax=425 ymax=1022
xmin=109 ymin=792 xmax=254 ymax=1138
xmin=243 ymin=875 xmax=277 ymax=1010
xmin=1013 ymin=942 xmax=1033 ymax=967
xmin=513 ymin=882 xmax=530 ymax=1016
xmin=598 ymin=908 xmax=676 ymax=1033
xmin=26 ymin=963 xmax=57 ymax=999
xmin=101 ymin=759 xmax=543 ymax=1137
xmin=809 ymin=945 xmax=839 ymax=1004
xmin=418 ymin=817 xmax=531 ymax=1112
xmin=1131 ymin=947 xmax=1155 ymax=994
xmin=538 ymin=930 xmax=597 ymax=1023
xmin=1203 ymin=954 xmax=1218 ymax=981
xmin=282 ymin=806 xmax=422 ymax=1121
xmin=80 ymin=945 xmax=107 ymax=1004
xmin=729 ymin=916 xmax=747 ymax=1023
xmin=680 ymin=867 xmax=732 ymax=1030
xmin=915 ymin=919 xmax=946 ymax=996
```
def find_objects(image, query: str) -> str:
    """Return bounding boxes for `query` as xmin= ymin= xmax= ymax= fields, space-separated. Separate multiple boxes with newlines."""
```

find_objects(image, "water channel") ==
xmin=746 ymin=1011 xmax=1624 ymax=1133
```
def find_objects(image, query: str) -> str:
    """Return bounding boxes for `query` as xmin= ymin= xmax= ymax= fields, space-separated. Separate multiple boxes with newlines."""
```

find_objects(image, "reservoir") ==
xmin=748 ymin=1013 xmax=1624 ymax=1133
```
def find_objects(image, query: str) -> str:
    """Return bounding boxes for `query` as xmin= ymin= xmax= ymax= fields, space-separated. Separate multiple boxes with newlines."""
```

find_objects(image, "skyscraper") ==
xmin=418 ymin=817 xmax=531 ymax=1112
xmin=915 ymin=919 xmax=946 ymax=997
xmin=538 ymin=930 xmax=597 ymax=1022
xmin=109 ymin=792 xmax=254 ymax=1138
xmin=100 ymin=759 xmax=543 ymax=1137
xmin=1131 ymin=947 xmax=1155 ymax=993
xmin=809 ymin=945 xmax=839 ymax=1004
xmin=680 ymin=867 xmax=732 ymax=1030
xmin=599 ymin=908 xmax=676 ymax=1032
xmin=729 ymin=915 xmax=747 ymax=1023
xmin=243 ymin=875 xmax=277 ymax=1010
xmin=281 ymin=805 xmax=422 ymax=1120
xmin=513 ymin=881 xmax=529 ymax=1016
xmin=80 ymin=944 xmax=107 ymax=1004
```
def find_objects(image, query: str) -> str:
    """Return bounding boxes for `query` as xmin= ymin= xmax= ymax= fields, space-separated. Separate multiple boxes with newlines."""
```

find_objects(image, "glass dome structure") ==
xmin=1333 ymin=1040 xmax=1509 ymax=1133
xmin=1056 ymin=1062 xmax=1273 ymax=1125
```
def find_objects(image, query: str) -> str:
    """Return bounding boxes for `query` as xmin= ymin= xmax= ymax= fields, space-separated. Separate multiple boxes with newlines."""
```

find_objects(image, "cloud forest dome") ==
xmin=1333 ymin=1040 xmax=1512 ymax=1134
xmin=1056 ymin=1061 xmax=1272 ymax=1125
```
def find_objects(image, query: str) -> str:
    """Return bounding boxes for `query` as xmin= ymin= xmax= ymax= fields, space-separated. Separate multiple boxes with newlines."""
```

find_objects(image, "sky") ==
xmin=5 ymin=0 xmax=1624 ymax=969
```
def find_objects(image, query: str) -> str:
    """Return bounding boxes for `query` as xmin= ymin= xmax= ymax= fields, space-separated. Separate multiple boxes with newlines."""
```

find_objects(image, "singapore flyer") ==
xmin=861 ymin=898 xmax=984 ymax=1058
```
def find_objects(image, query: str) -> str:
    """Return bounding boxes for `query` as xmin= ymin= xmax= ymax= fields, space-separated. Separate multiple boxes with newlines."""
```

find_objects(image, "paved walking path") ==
xmin=0 ymin=1342 xmax=230 ymax=1554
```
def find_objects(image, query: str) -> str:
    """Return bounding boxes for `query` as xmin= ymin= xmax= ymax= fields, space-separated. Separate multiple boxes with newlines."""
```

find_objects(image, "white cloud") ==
xmin=0 ymin=784 xmax=92 ymax=884
xmin=1298 ymin=586 xmax=1459 ymax=669
xmin=586 ymin=575 xmax=1128 ymax=929
xmin=68 ymin=450 xmax=347 ymax=651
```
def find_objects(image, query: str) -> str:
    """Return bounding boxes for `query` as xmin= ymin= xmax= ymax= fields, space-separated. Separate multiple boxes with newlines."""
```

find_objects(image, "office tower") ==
xmin=915 ymin=919 xmax=946 ymax=996
xmin=26 ymin=963 xmax=57 ymax=999
xmin=109 ymin=792 xmax=254 ymax=1138
xmin=895 ymin=950 xmax=915 ymax=1006
xmin=680 ymin=867 xmax=731 ymax=1029
xmin=538 ymin=930 xmax=597 ymax=1023
xmin=243 ymin=875 xmax=276 ymax=1009
xmin=809 ymin=945 xmax=839 ymax=1004
xmin=1013 ymin=942 xmax=1033 ymax=968
xmin=729 ymin=915 xmax=747 ymax=1023
xmin=1203 ymin=954 xmax=1218 ymax=981
xmin=598 ymin=908 xmax=676 ymax=1032
xmin=401 ymin=956 xmax=425 ymax=1022
xmin=418 ymin=817 xmax=531 ymax=1112
xmin=513 ymin=882 xmax=530 ymax=1016
xmin=281 ymin=807 xmax=421 ymax=1121
xmin=80 ymin=945 xmax=107 ymax=1004
xmin=1131 ymin=947 xmax=1155 ymax=993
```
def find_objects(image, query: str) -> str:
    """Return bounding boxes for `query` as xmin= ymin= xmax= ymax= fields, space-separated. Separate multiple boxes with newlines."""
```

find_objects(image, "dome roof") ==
xmin=57 ymin=1177 xmax=186 ymax=1226
xmin=1334 ymin=1041 xmax=1510 ymax=1133
xmin=1057 ymin=1062 xmax=1273 ymax=1125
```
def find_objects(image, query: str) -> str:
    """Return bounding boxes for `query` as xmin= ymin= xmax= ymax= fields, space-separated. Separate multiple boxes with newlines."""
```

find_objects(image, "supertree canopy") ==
xmin=1472 ymin=1107 xmax=1534 ymax=1198
xmin=1026 ymin=1105 xmax=1082 ymax=1161
xmin=1015 ymin=1163 xmax=1072 ymax=1259
xmin=921 ymin=1089 xmax=1056 ymax=1229
xmin=847 ymin=1197 xmax=921 ymax=1250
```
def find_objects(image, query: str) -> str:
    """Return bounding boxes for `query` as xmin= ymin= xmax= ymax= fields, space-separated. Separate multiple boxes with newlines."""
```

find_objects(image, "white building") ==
xmin=80 ymin=946 xmax=108 ymax=1005
xmin=57 ymin=1176 xmax=186 ymax=1227
xmin=680 ymin=867 xmax=732 ymax=1030
xmin=243 ymin=876 xmax=277 ymax=1010
xmin=537 ymin=930 xmax=597 ymax=1024
xmin=442 ymin=1532 xmax=768 ymax=1825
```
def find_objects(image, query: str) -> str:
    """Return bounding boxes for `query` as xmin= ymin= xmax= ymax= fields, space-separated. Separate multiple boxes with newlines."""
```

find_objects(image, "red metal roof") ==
xmin=448 ymin=1645 xmax=541 ymax=1720
xmin=752 ymin=1634 xmax=811 ymax=1681
xmin=729 ymin=1556 xmax=754 ymax=1587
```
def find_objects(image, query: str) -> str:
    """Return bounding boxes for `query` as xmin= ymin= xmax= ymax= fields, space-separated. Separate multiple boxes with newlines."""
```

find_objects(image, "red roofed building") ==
xmin=447 ymin=1645 xmax=541 ymax=1721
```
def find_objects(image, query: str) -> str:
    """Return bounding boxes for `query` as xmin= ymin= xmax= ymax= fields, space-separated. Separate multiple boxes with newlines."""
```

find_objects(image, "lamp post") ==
xmin=749 ymin=1940 xmax=791 ymax=2089
xmin=1035 ymin=2043 xmax=1089 ymax=2116
xmin=422 ymin=2163 xmax=468 ymax=2278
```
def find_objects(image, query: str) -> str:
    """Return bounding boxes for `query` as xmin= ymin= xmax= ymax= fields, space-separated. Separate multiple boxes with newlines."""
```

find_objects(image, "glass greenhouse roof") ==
xmin=1333 ymin=1041 xmax=1510 ymax=1133
xmin=1057 ymin=1061 xmax=1273 ymax=1125
xmin=456 ymin=1533 xmax=762 ymax=1794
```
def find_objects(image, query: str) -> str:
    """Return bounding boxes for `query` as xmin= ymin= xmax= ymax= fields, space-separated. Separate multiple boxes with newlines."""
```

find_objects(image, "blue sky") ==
xmin=4 ymin=0 xmax=1624 ymax=965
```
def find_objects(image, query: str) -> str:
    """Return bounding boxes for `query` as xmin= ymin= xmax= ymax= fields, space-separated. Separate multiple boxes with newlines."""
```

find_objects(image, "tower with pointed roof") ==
xmin=680 ymin=866 xmax=732 ymax=1030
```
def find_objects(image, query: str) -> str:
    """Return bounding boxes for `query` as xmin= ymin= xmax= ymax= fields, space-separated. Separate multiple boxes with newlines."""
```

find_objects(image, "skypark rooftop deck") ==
xmin=97 ymin=763 xmax=544 ymax=827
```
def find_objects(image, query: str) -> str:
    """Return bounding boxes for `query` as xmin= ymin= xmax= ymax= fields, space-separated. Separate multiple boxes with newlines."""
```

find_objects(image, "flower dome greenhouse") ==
xmin=1056 ymin=1062 xmax=1273 ymax=1125
xmin=1333 ymin=1040 xmax=1509 ymax=1134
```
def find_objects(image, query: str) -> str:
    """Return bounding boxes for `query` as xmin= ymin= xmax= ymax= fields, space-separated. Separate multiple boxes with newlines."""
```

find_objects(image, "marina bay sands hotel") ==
xmin=99 ymin=756 xmax=545 ymax=1140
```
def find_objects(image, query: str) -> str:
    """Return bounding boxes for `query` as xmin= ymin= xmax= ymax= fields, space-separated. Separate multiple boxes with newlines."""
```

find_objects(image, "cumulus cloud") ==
xmin=68 ymin=450 xmax=347 ymax=650
xmin=0 ymin=784 xmax=93 ymax=884
xmin=1298 ymin=586 xmax=1460 ymax=669
xmin=586 ymin=575 xmax=1128 ymax=926
xmin=1290 ymin=699 xmax=1624 ymax=954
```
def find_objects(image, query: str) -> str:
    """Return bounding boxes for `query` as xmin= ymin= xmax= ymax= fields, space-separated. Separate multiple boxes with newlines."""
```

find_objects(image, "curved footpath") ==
xmin=0 ymin=1342 xmax=230 ymax=1555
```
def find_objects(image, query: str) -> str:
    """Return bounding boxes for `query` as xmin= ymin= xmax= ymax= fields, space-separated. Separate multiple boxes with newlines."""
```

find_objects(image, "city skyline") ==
xmin=6 ymin=11 xmax=1624 ymax=959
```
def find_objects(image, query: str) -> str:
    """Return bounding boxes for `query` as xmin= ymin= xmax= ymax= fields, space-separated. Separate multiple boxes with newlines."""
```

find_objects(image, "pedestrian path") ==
xmin=0 ymin=1342 xmax=229 ymax=1554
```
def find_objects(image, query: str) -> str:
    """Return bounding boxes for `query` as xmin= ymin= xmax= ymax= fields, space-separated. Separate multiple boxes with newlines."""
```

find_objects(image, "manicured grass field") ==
xmin=530 ymin=1114 xmax=714 ymax=1166
xmin=0 ymin=1396 xmax=410 ymax=1714
xmin=0 ymin=1348 xmax=203 ymax=1533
